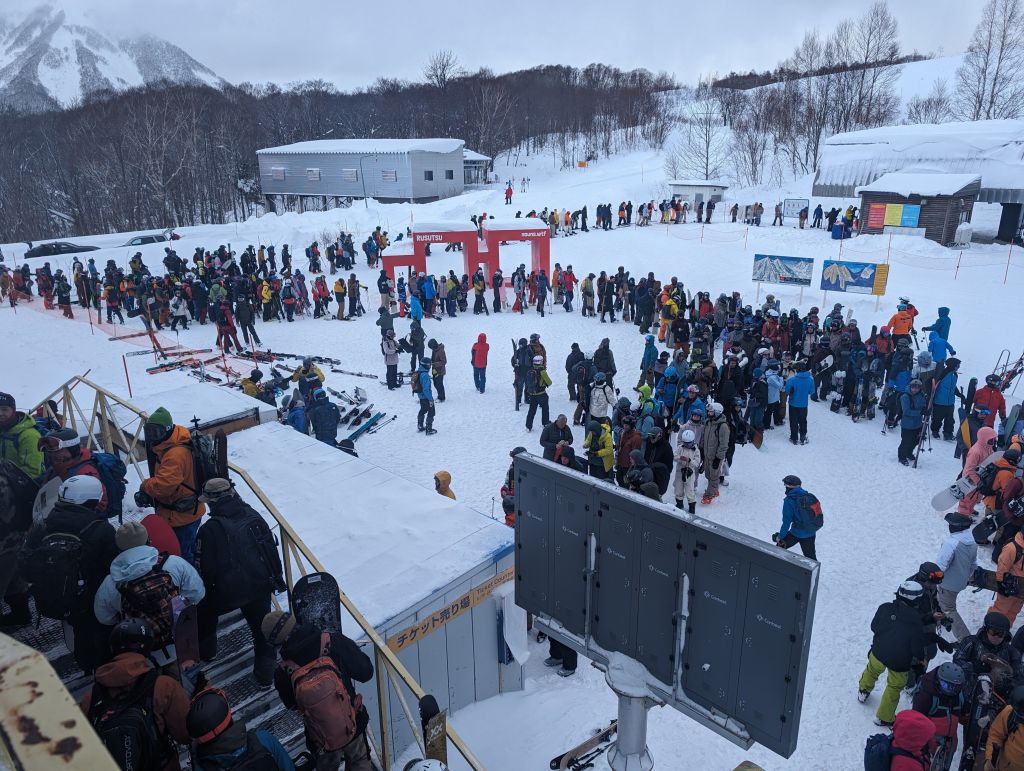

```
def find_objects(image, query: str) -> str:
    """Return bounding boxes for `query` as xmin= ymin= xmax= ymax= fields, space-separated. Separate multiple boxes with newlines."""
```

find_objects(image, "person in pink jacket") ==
xmin=957 ymin=426 xmax=998 ymax=516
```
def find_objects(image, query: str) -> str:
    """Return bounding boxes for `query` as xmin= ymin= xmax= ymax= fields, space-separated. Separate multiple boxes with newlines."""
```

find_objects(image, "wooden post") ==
xmin=886 ymin=232 xmax=892 ymax=264
xmin=744 ymin=227 xmax=748 ymax=251
xmin=122 ymin=355 xmax=133 ymax=399
xmin=1005 ymin=242 xmax=1014 ymax=284
xmin=700 ymin=224 xmax=705 ymax=244
xmin=954 ymin=251 xmax=962 ymax=281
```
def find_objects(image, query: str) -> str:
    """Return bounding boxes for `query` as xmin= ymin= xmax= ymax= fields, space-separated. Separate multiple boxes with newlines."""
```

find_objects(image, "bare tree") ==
xmin=954 ymin=0 xmax=1024 ymax=120
xmin=905 ymin=78 xmax=951 ymax=123
xmin=731 ymin=86 xmax=774 ymax=186
xmin=667 ymin=98 xmax=728 ymax=181
xmin=424 ymin=50 xmax=464 ymax=91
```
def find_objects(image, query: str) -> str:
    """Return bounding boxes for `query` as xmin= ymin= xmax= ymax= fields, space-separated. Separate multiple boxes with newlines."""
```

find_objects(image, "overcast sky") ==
xmin=11 ymin=0 xmax=978 ymax=89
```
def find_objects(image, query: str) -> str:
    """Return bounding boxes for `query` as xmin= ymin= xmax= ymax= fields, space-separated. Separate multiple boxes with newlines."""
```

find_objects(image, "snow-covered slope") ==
xmin=0 ymin=5 xmax=227 ymax=112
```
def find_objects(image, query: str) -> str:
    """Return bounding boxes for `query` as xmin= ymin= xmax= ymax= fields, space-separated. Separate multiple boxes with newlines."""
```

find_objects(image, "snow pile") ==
xmin=856 ymin=172 xmax=981 ymax=197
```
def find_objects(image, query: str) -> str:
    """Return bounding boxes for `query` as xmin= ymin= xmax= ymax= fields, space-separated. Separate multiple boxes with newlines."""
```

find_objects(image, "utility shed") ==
xmin=667 ymin=179 xmax=728 ymax=204
xmin=463 ymin=148 xmax=491 ymax=184
xmin=257 ymin=138 xmax=466 ymax=209
xmin=855 ymin=172 xmax=981 ymax=245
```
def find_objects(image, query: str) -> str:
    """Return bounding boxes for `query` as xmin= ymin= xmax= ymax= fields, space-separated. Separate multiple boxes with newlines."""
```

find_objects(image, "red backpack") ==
xmin=284 ymin=633 xmax=360 ymax=752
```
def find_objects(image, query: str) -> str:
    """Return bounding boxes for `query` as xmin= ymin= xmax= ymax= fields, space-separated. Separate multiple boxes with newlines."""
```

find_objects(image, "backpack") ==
xmin=69 ymin=453 xmax=127 ymax=520
xmin=515 ymin=347 xmax=533 ymax=371
xmin=25 ymin=528 xmax=96 ymax=620
xmin=977 ymin=461 xmax=1000 ymax=496
xmin=863 ymin=732 xmax=917 ymax=771
xmin=88 ymin=668 xmax=168 ymax=771
xmin=117 ymin=554 xmax=178 ymax=649
xmin=285 ymin=632 xmax=360 ymax=752
xmin=573 ymin=360 xmax=593 ymax=385
xmin=216 ymin=731 xmax=279 ymax=771
xmin=209 ymin=510 xmax=285 ymax=601
xmin=795 ymin=492 xmax=824 ymax=532
xmin=412 ymin=373 xmax=424 ymax=396
xmin=525 ymin=368 xmax=540 ymax=395
xmin=188 ymin=430 xmax=222 ymax=497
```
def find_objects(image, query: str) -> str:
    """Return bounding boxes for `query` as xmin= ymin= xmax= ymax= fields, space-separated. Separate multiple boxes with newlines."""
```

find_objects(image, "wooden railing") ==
xmin=31 ymin=376 xmax=485 ymax=770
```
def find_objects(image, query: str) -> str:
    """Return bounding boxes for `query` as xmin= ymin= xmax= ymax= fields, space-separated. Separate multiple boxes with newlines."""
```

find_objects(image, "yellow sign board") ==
xmin=577 ymin=161 xmax=587 ymax=168
xmin=387 ymin=567 xmax=514 ymax=653
xmin=872 ymin=264 xmax=890 ymax=296
xmin=883 ymin=204 xmax=904 ymax=227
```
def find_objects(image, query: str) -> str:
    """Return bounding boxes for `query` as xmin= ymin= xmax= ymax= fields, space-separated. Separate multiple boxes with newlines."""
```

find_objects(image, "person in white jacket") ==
xmin=94 ymin=522 xmax=205 ymax=671
xmin=588 ymin=373 xmax=615 ymax=420
xmin=934 ymin=511 xmax=979 ymax=641
xmin=169 ymin=290 xmax=190 ymax=331
xmin=673 ymin=430 xmax=702 ymax=514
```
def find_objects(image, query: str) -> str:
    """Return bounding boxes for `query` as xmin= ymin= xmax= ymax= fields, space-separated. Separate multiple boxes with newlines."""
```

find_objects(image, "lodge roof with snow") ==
xmin=856 ymin=172 xmax=981 ymax=198
xmin=813 ymin=119 xmax=1024 ymax=204
xmin=256 ymin=138 xmax=465 ymax=155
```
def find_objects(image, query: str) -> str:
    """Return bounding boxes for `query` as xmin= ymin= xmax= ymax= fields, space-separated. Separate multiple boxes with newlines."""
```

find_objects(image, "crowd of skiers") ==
xmin=0 ymin=396 xmax=382 ymax=771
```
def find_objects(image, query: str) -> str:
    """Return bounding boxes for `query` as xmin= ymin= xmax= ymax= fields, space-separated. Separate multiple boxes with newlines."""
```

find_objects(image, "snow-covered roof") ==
xmin=856 ymin=172 xmax=981 ymax=197
xmin=667 ymin=179 xmax=728 ymax=188
xmin=463 ymin=149 xmax=491 ymax=162
xmin=109 ymin=383 xmax=277 ymax=427
xmin=229 ymin=423 xmax=512 ymax=628
xmin=814 ymin=119 xmax=1024 ymax=202
xmin=257 ymin=138 xmax=464 ymax=156
xmin=412 ymin=222 xmax=477 ymax=234
xmin=482 ymin=218 xmax=551 ymax=233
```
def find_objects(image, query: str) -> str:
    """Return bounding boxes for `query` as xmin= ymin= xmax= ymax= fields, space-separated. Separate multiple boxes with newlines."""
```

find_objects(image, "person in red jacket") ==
xmin=889 ymin=709 xmax=935 ymax=770
xmin=39 ymin=427 xmax=109 ymax=513
xmin=975 ymin=374 xmax=1008 ymax=428
xmin=504 ymin=184 xmax=513 ymax=204
xmin=472 ymin=333 xmax=489 ymax=393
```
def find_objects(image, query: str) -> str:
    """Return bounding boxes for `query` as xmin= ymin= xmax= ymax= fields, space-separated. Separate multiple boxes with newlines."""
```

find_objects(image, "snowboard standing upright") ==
xmin=290 ymin=571 xmax=342 ymax=633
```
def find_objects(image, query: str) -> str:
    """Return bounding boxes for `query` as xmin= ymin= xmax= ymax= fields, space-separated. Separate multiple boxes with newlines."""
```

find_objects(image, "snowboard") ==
xmin=748 ymin=427 xmax=763 ymax=449
xmin=31 ymin=477 xmax=63 ymax=525
xmin=1001 ymin=404 xmax=1022 ymax=447
xmin=419 ymin=695 xmax=448 ymax=764
xmin=969 ymin=565 xmax=1024 ymax=598
xmin=172 ymin=596 xmax=200 ymax=671
xmin=347 ymin=412 xmax=385 ymax=442
xmin=931 ymin=451 xmax=1003 ymax=511
xmin=550 ymin=721 xmax=618 ymax=770
xmin=291 ymin=571 xmax=342 ymax=633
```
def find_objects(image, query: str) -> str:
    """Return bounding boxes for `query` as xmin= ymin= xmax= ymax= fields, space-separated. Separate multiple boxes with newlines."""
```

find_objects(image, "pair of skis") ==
xmin=331 ymin=368 xmax=380 ymax=380
xmin=346 ymin=411 xmax=386 ymax=441
xmin=549 ymin=721 xmax=618 ymax=770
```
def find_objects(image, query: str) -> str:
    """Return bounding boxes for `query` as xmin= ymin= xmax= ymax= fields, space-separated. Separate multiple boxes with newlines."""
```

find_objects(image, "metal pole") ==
xmin=886 ymin=232 xmax=892 ymax=263
xmin=954 ymin=251 xmax=962 ymax=281
xmin=1005 ymin=241 xmax=1013 ymax=284
xmin=122 ymin=355 xmax=133 ymax=399
xmin=359 ymin=157 xmax=369 ymax=209
xmin=744 ymin=227 xmax=748 ymax=251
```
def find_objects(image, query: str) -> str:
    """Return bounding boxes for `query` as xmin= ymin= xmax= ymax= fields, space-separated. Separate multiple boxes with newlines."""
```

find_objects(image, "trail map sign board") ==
xmin=513 ymin=454 xmax=819 ymax=759
xmin=820 ymin=260 xmax=890 ymax=296
xmin=752 ymin=254 xmax=814 ymax=287
xmin=783 ymin=198 xmax=808 ymax=220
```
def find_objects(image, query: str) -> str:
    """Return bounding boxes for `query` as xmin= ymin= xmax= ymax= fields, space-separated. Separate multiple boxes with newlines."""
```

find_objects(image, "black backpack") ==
xmin=211 ymin=731 xmax=278 ymax=771
xmin=209 ymin=510 xmax=285 ymax=597
xmin=89 ymin=669 xmax=168 ymax=771
xmin=525 ymin=368 xmax=541 ymax=395
xmin=515 ymin=347 xmax=533 ymax=371
xmin=25 ymin=527 xmax=96 ymax=620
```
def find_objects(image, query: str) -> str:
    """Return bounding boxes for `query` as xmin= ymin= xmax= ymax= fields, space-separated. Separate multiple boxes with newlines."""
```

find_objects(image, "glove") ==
xmin=712 ymin=458 xmax=721 ymax=470
xmin=134 ymin=490 xmax=153 ymax=508
xmin=935 ymin=637 xmax=955 ymax=653
xmin=984 ymin=758 xmax=995 ymax=771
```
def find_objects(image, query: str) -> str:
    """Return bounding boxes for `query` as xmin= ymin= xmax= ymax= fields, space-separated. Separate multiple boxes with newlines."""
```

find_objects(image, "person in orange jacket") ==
xmin=989 ymin=523 xmax=1024 ymax=625
xmin=434 ymin=470 xmax=456 ymax=500
xmin=986 ymin=448 xmax=1022 ymax=512
xmin=472 ymin=332 xmax=490 ymax=393
xmin=887 ymin=302 xmax=916 ymax=347
xmin=137 ymin=407 xmax=206 ymax=561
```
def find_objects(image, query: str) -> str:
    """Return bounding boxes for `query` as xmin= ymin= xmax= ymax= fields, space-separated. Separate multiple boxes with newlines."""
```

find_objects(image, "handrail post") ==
xmin=375 ymin=648 xmax=393 ymax=771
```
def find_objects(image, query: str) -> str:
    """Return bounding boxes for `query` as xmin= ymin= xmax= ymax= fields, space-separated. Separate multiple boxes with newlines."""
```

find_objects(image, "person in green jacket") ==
xmin=0 ymin=392 xmax=43 ymax=479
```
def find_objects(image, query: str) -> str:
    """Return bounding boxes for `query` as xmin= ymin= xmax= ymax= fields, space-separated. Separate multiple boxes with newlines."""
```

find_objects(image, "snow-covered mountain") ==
xmin=0 ymin=5 xmax=227 ymax=112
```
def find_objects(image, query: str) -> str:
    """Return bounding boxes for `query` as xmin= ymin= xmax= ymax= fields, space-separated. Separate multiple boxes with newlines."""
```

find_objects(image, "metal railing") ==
xmin=31 ymin=376 xmax=485 ymax=771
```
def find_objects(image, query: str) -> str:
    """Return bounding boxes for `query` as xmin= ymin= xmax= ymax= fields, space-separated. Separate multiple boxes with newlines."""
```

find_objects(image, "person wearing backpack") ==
xmin=415 ymin=358 xmax=437 ymax=435
xmin=984 ymin=685 xmax=1024 ymax=770
xmin=864 ymin=709 xmax=935 ymax=771
xmin=24 ymin=476 xmax=117 ymax=673
xmin=773 ymin=475 xmax=820 ymax=560
xmin=525 ymin=356 xmax=552 ymax=432
xmin=94 ymin=522 xmax=206 ymax=675
xmin=262 ymin=610 xmax=375 ymax=771
xmin=858 ymin=581 xmax=928 ymax=727
xmin=195 ymin=478 xmax=284 ymax=687
xmin=39 ymin=426 xmax=124 ymax=515
xmin=0 ymin=391 xmax=44 ymax=478
xmin=187 ymin=684 xmax=295 ymax=770
xmin=137 ymin=408 xmax=206 ymax=561
xmin=80 ymin=619 xmax=191 ymax=771
xmin=988 ymin=527 xmax=1024 ymax=626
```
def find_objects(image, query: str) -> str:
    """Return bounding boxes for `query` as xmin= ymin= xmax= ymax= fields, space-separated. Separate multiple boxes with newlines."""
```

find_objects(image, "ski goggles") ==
xmin=38 ymin=434 xmax=80 ymax=452
xmin=925 ymin=569 xmax=944 ymax=583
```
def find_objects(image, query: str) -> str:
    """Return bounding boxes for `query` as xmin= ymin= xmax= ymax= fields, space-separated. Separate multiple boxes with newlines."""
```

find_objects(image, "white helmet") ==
xmin=897 ymin=580 xmax=923 ymax=601
xmin=402 ymin=761 xmax=449 ymax=771
xmin=58 ymin=475 xmax=104 ymax=507
xmin=680 ymin=429 xmax=696 ymax=445
xmin=707 ymin=401 xmax=723 ymax=415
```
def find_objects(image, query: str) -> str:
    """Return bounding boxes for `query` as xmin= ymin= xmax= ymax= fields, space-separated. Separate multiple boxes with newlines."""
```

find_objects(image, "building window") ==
xmin=306 ymin=168 xmax=321 ymax=181
xmin=381 ymin=169 xmax=397 ymax=182
xmin=445 ymin=169 xmax=454 ymax=180
xmin=341 ymin=169 xmax=358 ymax=182
xmin=271 ymin=167 xmax=285 ymax=181
xmin=424 ymin=170 xmax=434 ymax=181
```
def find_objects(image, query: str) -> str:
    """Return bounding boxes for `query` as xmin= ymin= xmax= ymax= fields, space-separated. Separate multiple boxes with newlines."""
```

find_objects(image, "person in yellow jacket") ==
xmin=334 ymin=277 xmax=346 ymax=320
xmin=260 ymin=280 xmax=273 ymax=321
xmin=434 ymin=471 xmax=456 ymax=500
xmin=583 ymin=420 xmax=614 ymax=480
xmin=985 ymin=687 xmax=1024 ymax=770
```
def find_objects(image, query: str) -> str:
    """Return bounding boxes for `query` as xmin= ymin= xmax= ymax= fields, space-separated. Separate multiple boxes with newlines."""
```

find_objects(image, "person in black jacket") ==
xmin=593 ymin=338 xmax=617 ymax=388
xmin=858 ymin=581 xmax=928 ymax=726
xmin=643 ymin=427 xmax=674 ymax=498
xmin=540 ymin=415 xmax=573 ymax=461
xmin=263 ymin=611 xmax=374 ymax=771
xmin=565 ymin=343 xmax=584 ymax=401
xmin=307 ymin=389 xmax=340 ymax=446
xmin=953 ymin=612 xmax=1023 ymax=694
xmin=24 ymin=475 xmax=117 ymax=673
xmin=195 ymin=478 xmax=284 ymax=686
xmin=600 ymin=278 xmax=616 ymax=323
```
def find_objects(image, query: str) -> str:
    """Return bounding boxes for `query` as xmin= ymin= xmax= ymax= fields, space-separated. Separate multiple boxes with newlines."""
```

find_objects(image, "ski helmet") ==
xmin=510 ymin=446 xmax=527 ymax=457
xmin=57 ymin=475 xmax=103 ymax=507
xmin=532 ymin=355 xmax=544 ymax=365
xmin=908 ymin=378 xmax=923 ymax=389
xmin=187 ymin=687 xmax=233 ymax=744
xmin=680 ymin=429 xmax=696 ymax=446
xmin=402 ymin=761 xmax=449 ymax=771
xmin=896 ymin=580 xmax=923 ymax=601
xmin=983 ymin=611 xmax=1011 ymax=635
xmin=986 ymin=374 xmax=1001 ymax=387
xmin=935 ymin=662 xmax=965 ymax=696
xmin=707 ymin=401 xmax=722 ymax=415
xmin=302 ymin=356 xmax=313 ymax=369
xmin=594 ymin=372 xmax=606 ymax=384
xmin=1004 ymin=448 xmax=1022 ymax=465
xmin=109 ymin=618 xmax=154 ymax=655
xmin=916 ymin=352 xmax=932 ymax=367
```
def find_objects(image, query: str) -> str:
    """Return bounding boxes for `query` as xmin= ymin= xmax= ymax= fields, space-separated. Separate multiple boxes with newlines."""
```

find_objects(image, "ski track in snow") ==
xmin=1 ymin=148 xmax=1021 ymax=770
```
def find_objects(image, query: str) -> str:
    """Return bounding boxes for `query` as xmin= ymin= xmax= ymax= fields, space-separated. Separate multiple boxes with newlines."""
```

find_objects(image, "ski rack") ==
xmin=994 ymin=349 xmax=1024 ymax=395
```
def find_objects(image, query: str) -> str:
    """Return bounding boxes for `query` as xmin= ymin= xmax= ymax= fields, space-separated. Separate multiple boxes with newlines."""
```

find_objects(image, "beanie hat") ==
xmin=0 ymin=392 xmax=15 ymax=409
xmin=147 ymin=407 xmax=173 ymax=428
xmin=262 ymin=610 xmax=296 ymax=646
xmin=115 ymin=521 xmax=149 ymax=551
xmin=199 ymin=478 xmax=233 ymax=503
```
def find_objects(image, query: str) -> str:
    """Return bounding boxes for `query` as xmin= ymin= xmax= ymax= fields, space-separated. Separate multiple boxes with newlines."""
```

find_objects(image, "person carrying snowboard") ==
xmin=263 ymin=610 xmax=375 ymax=771
xmin=194 ymin=478 xmax=285 ymax=687
xmin=958 ymin=427 xmax=998 ymax=515
xmin=80 ymin=619 xmax=191 ymax=771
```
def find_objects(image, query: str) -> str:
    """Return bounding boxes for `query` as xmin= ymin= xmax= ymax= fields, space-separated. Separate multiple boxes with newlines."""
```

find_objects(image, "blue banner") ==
xmin=752 ymin=254 xmax=814 ymax=286
xmin=900 ymin=205 xmax=921 ymax=228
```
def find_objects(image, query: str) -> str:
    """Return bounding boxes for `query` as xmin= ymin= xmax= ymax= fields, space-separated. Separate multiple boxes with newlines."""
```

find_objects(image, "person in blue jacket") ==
xmin=784 ymin=361 xmax=816 ymax=445
xmin=306 ymin=389 xmax=340 ymax=446
xmin=927 ymin=331 xmax=956 ymax=364
xmin=930 ymin=359 xmax=961 ymax=442
xmin=408 ymin=292 xmax=424 ymax=322
xmin=284 ymin=396 xmax=307 ymax=435
xmin=673 ymin=384 xmax=706 ymax=427
xmin=774 ymin=474 xmax=818 ymax=559
xmin=416 ymin=358 xmax=436 ymax=435
xmin=637 ymin=335 xmax=658 ymax=389
xmin=898 ymin=378 xmax=927 ymax=465
xmin=922 ymin=307 xmax=951 ymax=340
xmin=655 ymin=367 xmax=679 ymax=419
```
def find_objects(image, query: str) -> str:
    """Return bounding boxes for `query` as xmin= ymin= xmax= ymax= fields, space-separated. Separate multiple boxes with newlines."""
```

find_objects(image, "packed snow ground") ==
xmin=2 ymin=146 xmax=1023 ymax=770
